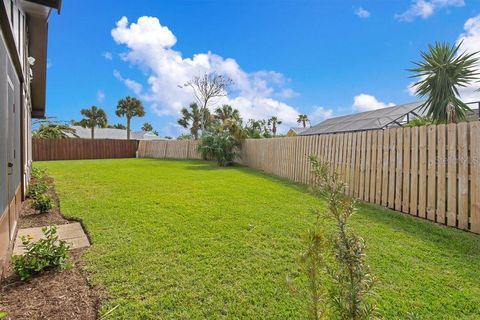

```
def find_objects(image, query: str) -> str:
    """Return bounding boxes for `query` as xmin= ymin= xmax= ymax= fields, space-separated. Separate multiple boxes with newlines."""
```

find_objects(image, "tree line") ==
xmin=33 ymin=96 xmax=158 ymax=140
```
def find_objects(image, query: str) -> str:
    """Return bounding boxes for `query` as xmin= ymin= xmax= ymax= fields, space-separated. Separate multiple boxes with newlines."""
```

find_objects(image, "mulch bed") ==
xmin=0 ymin=175 xmax=100 ymax=320
xmin=17 ymin=176 xmax=70 ymax=229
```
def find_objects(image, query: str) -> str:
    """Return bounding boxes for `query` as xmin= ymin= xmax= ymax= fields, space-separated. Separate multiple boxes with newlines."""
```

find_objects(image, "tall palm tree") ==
xmin=177 ymin=103 xmax=211 ymax=140
xmin=409 ymin=42 xmax=479 ymax=123
xmin=267 ymin=116 xmax=282 ymax=137
xmin=214 ymin=105 xmax=241 ymax=123
xmin=115 ymin=96 xmax=145 ymax=140
xmin=141 ymin=122 xmax=153 ymax=132
xmin=79 ymin=106 xmax=108 ymax=139
xmin=297 ymin=114 xmax=310 ymax=128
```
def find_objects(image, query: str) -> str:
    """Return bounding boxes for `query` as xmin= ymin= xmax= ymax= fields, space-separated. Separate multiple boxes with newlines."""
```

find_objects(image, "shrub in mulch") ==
xmin=0 ymin=172 xmax=99 ymax=320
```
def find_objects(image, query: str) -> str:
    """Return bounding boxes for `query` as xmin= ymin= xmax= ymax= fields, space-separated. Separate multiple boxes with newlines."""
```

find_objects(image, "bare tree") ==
xmin=180 ymin=73 xmax=232 ymax=135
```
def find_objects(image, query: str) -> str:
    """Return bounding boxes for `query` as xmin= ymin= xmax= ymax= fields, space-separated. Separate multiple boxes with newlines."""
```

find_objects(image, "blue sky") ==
xmin=46 ymin=0 xmax=480 ymax=136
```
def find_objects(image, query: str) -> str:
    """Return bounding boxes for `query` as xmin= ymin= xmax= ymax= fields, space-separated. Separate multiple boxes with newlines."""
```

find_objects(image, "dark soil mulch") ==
xmin=0 ymin=175 xmax=100 ymax=320
xmin=0 ymin=250 xmax=98 ymax=320
xmin=18 ymin=176 xmax=70 ymax=229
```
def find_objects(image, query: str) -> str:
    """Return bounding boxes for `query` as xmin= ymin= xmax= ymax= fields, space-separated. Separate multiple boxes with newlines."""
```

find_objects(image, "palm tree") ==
xmin=267 ymin=116 xmax=282 ymax=137
xmin=177 ymin=103 xmax=211 ymax=140
xmin=214 ymin=105 xmax=241 ymax=123
xmin=141 ymin=122 xmax=153 ymax=132
xmin=409 ymin=42 xmax=479 ymax=123
xmin=33 ymin=123 xmax=78 ymax=139
xmin=115 ymin=96 xmax=145 ymax=140
xmin=79 ymin=106 xmax=108 ymax=139
xmin=297 ymin=114 xmax=310 ymax=128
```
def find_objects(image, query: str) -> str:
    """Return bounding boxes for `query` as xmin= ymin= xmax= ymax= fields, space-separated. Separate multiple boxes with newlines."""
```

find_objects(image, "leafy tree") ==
xmin=153 ymin=130 xmax=159 ymax=136
xmin=79 ymin=106 xmax=108 ymax=139
xmin=107 ymin=123 xmax=127 ymax=130
xmin=177 ymin=103 xmax=212 ymax=140
xmin=409 ymin=42 xmax=479 ymax=123
xmin=198 ymin=127 xmax=240 ymax=166
xmin=267 ymin=116 xmax=282 ymax=137
xmin=164 ymin=136 xmax=173 ymax=140
xmin=297 ymin=114 xmax=310 ymax=128
xmin=32 ymin=118 xmax=78 ymax=139
xmin=243 ymin=119 xmax=272 ymax=139
xmin=177 ymin=133 xmax=193 ymax=140
xmin=116 ymin=96 xmax=145 ymax=140
xmin=404 ymin=116 xmax=435 ymax=127
xmin=181 ymin=73 xmax=232 ymax=135
xmin=141 ymin=122 xmax=153 ymax=132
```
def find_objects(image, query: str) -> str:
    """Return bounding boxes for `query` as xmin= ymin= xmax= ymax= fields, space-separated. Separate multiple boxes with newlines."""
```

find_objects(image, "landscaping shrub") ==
xmin=31 ymin=194 xmax=54 ymax=213
xmin=12 ymin=226 xmax=71 ymax=281
xmin=198 ymin=127 xmax=240 ymax=166
xmin=30 ymin=166 xmax=46 ymax=180
xmin=292 ymin=156 xmax=376 ymax=320
xmin=26 ymin=180 xmax=48 ymax=199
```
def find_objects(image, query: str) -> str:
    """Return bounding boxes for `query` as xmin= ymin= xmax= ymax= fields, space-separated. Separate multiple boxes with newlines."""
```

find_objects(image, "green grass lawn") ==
xmin=37 ymin=159 xmax=480 ymax=319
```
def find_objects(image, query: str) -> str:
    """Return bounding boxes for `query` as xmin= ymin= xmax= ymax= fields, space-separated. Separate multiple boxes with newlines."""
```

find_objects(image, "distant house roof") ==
xmin=70 ymin=126 xmax=163 ymax=140
xmin=288 ymin=127 xmax=308 ymax=135
xmin=300 ymin=102 xmax=424 ymax=135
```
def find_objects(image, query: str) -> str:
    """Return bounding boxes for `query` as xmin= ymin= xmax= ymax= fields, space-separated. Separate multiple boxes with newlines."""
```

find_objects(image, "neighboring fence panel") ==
xmin=138 ymin=140 xmax=202 ymax=159
xmin=33 ymin=139 xmax=138 ymax=161
xmin=241 ymin=122 xmax=480 ymax=234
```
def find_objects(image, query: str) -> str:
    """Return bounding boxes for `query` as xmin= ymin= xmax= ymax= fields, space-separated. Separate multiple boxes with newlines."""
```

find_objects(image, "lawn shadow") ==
xmin=356 ymin=201 xmax=480 ymax=260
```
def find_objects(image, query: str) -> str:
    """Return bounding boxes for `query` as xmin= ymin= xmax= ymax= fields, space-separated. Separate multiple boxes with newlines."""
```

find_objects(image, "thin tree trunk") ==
xmin=127 ymin=117 xmax=131 ymax=140
xmin=91 ymin=127 xmax=94 ymax=139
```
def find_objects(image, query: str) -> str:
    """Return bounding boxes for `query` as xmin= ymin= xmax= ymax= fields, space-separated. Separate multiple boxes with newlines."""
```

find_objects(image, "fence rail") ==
xmin=137 ymin=140 xmax=202 ymax=159
xmin=240 ymin=123 xmax=480 ymax=234
xmin=33 ymin=139 xmax=139 ymax=161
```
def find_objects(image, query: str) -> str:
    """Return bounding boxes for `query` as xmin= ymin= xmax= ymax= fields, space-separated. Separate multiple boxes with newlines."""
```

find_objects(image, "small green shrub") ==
xmin=11 ymin=226 xmax=71 ymax=281
xmin=26 ymin=180 xmax=48 ymax=199
xmin=403 ymin=116 xmax=435 ymax=127
xmin=291 ymin=156 xmax=376 ymax=320
xmin=30 ymin=166 xmax=46 ymax=180
xmin=31 ymin=194 xmax=54 ymax=213
xmin=198 ymin=128 xmax=240 ymax=166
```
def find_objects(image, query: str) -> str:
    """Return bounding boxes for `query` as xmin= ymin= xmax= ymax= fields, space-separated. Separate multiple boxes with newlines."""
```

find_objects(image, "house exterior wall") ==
xmin=0 ymin=0 xmax=33 ymax=276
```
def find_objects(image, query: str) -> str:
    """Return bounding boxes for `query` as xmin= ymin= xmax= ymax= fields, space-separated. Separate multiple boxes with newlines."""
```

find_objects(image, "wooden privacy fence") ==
xmin=240 ymin=122 xmax=480 ymax=234
xmin=33 ymin=139 xmax=139 ymax=161
xmin=138 ymin=140 xmax=202 ymax=159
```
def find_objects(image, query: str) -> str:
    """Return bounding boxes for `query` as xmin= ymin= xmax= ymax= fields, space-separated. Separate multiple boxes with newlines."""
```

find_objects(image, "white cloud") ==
xmin=407 ymin=14 xmax=480 ymax=102
xmin=352 ymin=94 xmax=395 ymax=112
xmin=113 ymin=70 xmax=143 ymax=95
xmin=310 ymin=106 xmax=333 ymax=122
xmin=395 ymin=0 xmax=464 ymax=22
xmin=102 ymin=52 xmax=113 ymax=60
xmin=96 ymin=90 xmax=106 ymax=103
xmin=46 ymin=59 xmax=52 ymax=69
xmin=279 ymin=88 xmax=300 ymax=99
xmin=354 ymin=7 xmax=371 ymax=19
xmin=457 ymin=15 xmax=480 ymax=102
xmin=111 ymin=16 xmax=301 ymax=130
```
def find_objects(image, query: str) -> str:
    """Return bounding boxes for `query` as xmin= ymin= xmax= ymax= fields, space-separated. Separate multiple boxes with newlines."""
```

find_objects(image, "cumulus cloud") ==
xmin=110 ymin=16 xmax=300 ymax=130
xmin=457 ymin=14 xmax=480 ymax=102
xmin=395 ymin=0 xmax=464 ymax=22
xmin=407 ymin=14 xmax=480 ymax=102
xmin=96 ymin=90 xmax=106 ymax=103
xmin=310 ymin=106 xmax=334 ymax=122
xmin=354 ymin=7 xmax=371 ymax=19
xmin=352 ymin=94 xmax=395 ymax=112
